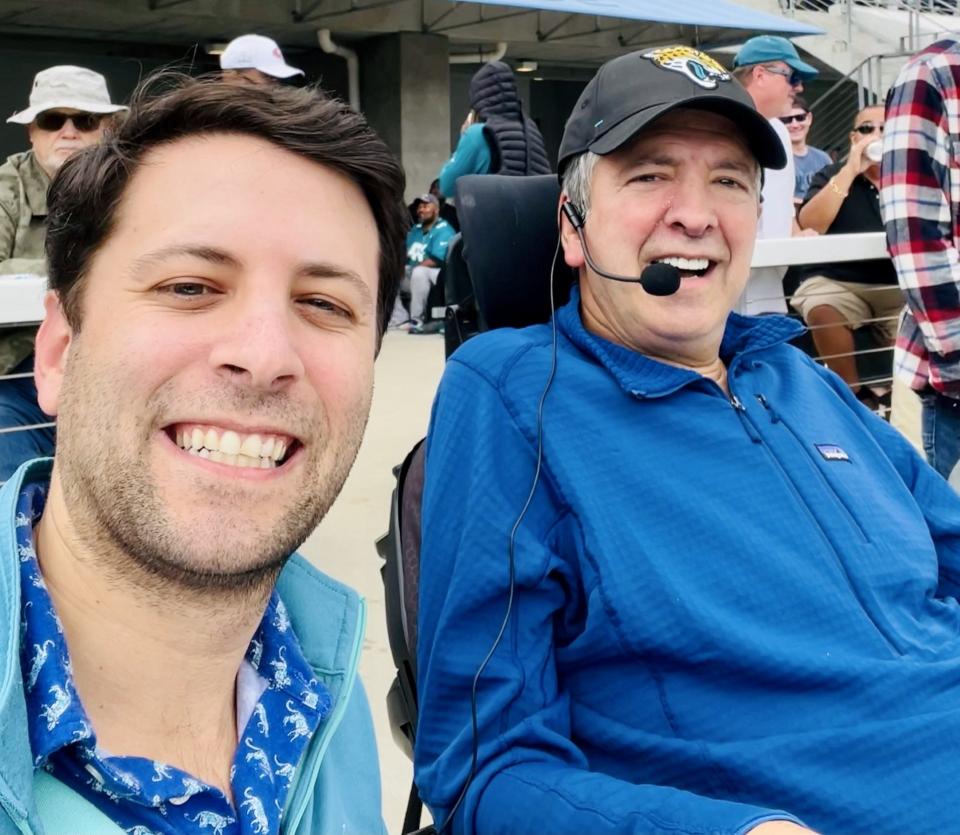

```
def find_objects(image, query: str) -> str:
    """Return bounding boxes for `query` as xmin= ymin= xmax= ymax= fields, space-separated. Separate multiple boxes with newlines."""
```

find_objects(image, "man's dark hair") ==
xmin=45 ymin=72 xmax=408 ymax=343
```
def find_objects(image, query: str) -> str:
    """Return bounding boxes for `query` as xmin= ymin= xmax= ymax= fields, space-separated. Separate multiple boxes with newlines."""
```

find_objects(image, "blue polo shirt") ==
xmin=16 ymin=480 xmax=332 ymax=835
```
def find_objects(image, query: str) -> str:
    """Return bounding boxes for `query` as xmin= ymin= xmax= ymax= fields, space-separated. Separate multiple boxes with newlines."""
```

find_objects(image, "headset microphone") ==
xmin=561 ymin=202 xmax=682 ymax=297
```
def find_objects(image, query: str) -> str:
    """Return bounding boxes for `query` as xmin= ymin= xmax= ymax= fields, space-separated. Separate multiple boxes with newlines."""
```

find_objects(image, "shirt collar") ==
xmin=16 ymin=478 xmax=330 ymax=769
xmin=556 ymin=284 xmax=803 ymax=398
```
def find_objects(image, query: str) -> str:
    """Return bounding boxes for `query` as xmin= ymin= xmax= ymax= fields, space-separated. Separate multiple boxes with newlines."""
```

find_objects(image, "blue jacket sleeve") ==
xmin=806 ymin=358 xmax=960 ymax=597
xmin=438 ymin=124 xmax=492 ymax=199
xmin=415 ymin=356 xmax=802 ymax=835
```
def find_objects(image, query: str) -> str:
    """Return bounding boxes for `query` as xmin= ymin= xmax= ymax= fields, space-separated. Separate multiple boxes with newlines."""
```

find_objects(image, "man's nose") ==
xmin=662 ymin=179 xmax=717 ymax=238
xmin=59 ymin=118 xmax=80 ymax=137
xmin=208 ymin=296 xmax=305 ymax=392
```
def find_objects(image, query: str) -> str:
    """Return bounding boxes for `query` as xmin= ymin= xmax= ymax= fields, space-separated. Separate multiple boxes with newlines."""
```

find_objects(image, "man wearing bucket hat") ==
xmin=0 ymin=65 xmax=126 ymax=481
xmin=732 ymin=35 xmax=819 ymax=316
xmin=219 ymin=34 xmax=304 ymax=86
xmin=415 ymin=45 xmax=960 ymax=835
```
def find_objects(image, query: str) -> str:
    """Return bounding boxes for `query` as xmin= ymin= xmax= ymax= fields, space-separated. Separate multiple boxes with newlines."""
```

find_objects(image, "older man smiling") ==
xmin=415 ymin=46 xmax=960 ymax=835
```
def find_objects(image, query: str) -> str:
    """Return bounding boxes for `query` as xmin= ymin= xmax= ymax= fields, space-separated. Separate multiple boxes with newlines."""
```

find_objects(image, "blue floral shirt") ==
xmin=16 ymin=481 xmax=332 ymax=835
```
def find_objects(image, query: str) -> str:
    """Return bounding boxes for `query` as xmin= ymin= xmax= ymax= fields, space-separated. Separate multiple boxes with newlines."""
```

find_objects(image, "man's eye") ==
xmin=717 ymin=177 xmax=748 ymax=190
xmin=302 ymin=297 xmax=352 ymax=318
xmin=161 ymin=282 xmax=212 ymax=297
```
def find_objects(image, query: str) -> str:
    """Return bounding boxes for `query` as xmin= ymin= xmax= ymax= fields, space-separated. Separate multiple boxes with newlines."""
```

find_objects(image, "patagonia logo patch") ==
xmin=643 ymin=46 xmax=731 ymax=90
xmin=815 ymin=444 xmax=851 ymax=462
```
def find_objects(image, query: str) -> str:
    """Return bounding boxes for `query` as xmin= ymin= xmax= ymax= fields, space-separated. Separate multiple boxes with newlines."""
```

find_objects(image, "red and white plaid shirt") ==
xmin=882 ymin=38 xmax=960 ymax=395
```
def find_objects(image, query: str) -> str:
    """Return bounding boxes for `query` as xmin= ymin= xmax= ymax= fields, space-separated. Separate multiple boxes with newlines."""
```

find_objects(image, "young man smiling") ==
xmin=0 ymin=75 xmax=406 ymax=834
xmin=416 ymin=46 xmax=960 ymax=835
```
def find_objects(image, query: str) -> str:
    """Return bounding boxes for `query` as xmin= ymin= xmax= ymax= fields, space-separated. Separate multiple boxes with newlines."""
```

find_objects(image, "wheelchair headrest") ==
xmin=454 ymin=174 xmax=575 ymax=331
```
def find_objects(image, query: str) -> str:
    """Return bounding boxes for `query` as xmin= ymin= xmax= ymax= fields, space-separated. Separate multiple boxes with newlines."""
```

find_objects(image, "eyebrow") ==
xmin=127 ymin=244 xmax=374 ymax=305
xmin=127 ymin=244 xmax=240 ymax=280
xmin=296 ymin=260 xmax=375 ymax=306
xmin=624 ymin=154 xmax=757 ymax=176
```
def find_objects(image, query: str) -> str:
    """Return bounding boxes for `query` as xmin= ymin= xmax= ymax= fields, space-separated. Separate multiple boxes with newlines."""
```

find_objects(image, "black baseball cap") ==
xmin=558 ymin=46 xmax=787 ymax=178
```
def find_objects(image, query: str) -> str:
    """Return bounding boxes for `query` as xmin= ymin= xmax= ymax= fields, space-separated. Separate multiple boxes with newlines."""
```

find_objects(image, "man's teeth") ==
xmin=655 ymin=256 xmax=710 ymax=272
xmin=174 ymin=426 xmax=289 ymax=469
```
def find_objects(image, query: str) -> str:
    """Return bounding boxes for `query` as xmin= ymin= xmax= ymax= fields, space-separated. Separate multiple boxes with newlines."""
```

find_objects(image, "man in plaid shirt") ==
xmin=882 ymin=38 xmax=960 ymax=486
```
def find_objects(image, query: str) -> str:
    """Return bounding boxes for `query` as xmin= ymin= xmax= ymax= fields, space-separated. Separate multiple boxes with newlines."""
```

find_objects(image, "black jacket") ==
xmin=469 ymin=61 xmax=551 ymax=177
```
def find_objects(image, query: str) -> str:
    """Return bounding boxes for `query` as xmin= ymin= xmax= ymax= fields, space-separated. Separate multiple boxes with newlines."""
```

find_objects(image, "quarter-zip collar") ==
xmin=556 ymin=284 xmax=803 ymax=398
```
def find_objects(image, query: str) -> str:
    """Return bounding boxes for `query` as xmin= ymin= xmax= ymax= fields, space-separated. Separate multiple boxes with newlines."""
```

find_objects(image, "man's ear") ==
xmin=33 ymin=291 xmax=73 ymax=417
xmin=558 ymin=197 xmax=585 ymax=270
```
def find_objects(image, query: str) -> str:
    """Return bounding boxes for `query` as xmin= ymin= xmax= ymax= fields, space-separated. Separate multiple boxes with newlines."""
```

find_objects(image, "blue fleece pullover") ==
xmin=415 ymin=287 xmax=960 ymax=835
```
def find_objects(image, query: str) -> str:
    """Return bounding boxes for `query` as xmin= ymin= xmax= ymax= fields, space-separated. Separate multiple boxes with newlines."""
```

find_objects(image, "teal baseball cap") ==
xmin=732 ymin=36 xmax=817 ymax=80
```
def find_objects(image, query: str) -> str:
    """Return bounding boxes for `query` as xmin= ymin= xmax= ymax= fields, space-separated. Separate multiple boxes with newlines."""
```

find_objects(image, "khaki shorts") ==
xmin=790 ymin=275 xmax=904 ymax=343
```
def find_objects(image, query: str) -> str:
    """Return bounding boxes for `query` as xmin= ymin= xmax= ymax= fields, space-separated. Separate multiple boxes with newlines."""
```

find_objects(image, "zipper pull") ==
xmin=755 ymin=393 xmax=780 ymax=423
xmin=730 ymin=394 xmax=761 ymax=443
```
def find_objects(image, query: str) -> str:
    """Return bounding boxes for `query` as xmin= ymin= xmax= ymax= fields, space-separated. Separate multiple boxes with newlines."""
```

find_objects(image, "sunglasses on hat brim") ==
xmin=34 ymin=111 xmax=105 ymax=133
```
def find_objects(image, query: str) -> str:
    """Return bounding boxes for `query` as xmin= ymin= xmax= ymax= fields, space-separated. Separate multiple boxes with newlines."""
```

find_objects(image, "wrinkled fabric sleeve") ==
xmin=807 ymin=357 xmax=960 ymax=598
xmin=882 ymin=55 xmax=960 ymax=382
xmin=425 ymin=222 xmax=456 ymax=264
xmin=415 ymin=356 xmax=802 ymax=835
xmin=438 ymin=124 xmax=492 ymax=200
xmin=0 ymin=177 xmax=43 ymax=276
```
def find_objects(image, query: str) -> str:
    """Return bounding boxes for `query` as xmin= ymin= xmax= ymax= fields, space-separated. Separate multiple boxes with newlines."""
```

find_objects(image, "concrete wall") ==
xmin=359 ymin=32 xmax=449 ymax=201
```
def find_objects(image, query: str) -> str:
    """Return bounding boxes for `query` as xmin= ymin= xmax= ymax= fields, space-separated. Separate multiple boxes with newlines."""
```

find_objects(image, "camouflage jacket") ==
xmin=0 ymin=150 xmax=49 ymax=376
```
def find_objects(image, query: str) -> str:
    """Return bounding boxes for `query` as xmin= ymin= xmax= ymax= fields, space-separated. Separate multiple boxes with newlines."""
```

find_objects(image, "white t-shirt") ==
xmin=738 ymin=118 xmax=795 ymax=315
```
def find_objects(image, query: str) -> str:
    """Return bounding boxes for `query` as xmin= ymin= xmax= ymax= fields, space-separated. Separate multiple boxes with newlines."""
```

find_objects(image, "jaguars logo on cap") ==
xmin=643 ymin=46 xmax=731 ymax=90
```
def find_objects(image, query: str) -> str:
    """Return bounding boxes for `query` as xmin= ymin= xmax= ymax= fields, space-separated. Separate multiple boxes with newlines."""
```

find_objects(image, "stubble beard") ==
xmin=54 ymin=341 xmax=371 ymax=603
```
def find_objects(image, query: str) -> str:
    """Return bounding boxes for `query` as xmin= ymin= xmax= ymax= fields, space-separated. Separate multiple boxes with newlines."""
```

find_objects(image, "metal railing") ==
xmin=805 ymin=52 xmax=909 ymax=155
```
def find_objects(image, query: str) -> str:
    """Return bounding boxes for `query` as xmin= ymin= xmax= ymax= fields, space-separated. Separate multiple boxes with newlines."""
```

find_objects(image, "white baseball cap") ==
xmin=7 ymin=65 xmax=127 ymax=125
xmin=219 ymin=35 xmax=304 ymax=79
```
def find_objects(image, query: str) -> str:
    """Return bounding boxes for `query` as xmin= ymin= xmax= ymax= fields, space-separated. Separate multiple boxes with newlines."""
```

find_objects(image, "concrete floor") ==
xmin=298 ymin=329 xmax=446 ymax=833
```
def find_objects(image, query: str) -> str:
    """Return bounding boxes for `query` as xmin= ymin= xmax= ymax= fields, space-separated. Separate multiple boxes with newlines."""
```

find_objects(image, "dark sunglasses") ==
xmin=34 ymin=111 xmax=104 ymax=133
xmin=762 ymin=65 xmax=802 ymax=87
xmin=779 ymin=113 xmax=809 ymax=125
xmin=853 ymin=123 xmax=884 ymax=135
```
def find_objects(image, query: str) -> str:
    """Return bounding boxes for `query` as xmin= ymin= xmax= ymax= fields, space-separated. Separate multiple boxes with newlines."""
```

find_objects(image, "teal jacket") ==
xmin=0 ymin=459 xmax=386 ymax=835
xmin=438 ymin=124 xmax=491 ymax=199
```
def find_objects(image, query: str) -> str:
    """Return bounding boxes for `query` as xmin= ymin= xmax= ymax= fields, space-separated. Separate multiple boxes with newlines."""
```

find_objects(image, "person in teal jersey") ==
xmin=391 ymin=194 xmax=456 ymax=332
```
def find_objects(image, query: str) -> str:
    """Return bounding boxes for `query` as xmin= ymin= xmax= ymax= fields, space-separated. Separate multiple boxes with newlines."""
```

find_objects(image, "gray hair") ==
xmin=561 ymin=150 xmax=600 ymax=219
xmin=561 ymin=137 xmax=764 ymax=218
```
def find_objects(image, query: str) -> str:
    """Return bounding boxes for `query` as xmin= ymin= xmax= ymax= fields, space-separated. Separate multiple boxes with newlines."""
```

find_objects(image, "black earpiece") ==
xmin=561 ymin=202 xmax=585 ymax=229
